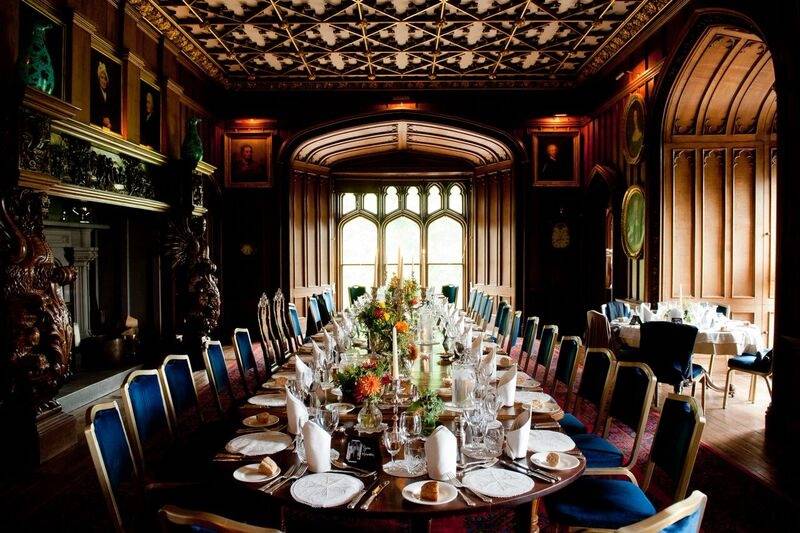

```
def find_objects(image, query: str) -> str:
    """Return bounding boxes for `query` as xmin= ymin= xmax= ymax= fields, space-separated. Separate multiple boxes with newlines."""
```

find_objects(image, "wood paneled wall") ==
xmin=289 ymin=169 xmax=334 ymax=315
xmin=470 ymin=167 xmax=515 ymax=309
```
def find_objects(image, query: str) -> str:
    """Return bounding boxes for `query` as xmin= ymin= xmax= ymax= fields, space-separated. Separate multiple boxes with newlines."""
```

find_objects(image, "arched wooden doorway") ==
xmin=582 ymin=164 xmax=618 ymax=313
xmin=661 ymin=25 xmax=777 ymax=345
xmin=279 ymin=112 xmax=525 ymax=314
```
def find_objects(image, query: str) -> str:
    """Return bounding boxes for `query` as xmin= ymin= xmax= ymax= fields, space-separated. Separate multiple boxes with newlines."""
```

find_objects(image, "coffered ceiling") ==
xmin=136 ymin=0 xmax=677 ymax=89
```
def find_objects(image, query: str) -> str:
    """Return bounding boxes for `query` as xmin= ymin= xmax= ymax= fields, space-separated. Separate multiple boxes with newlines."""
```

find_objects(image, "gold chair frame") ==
xmin=569 ymin=348 xmax=617 ymax=432
xmin=122 ymin=369 xmax=174 ymax=472
xmin=232 ymin=327 xmax=259 ymax=395
xmin=550 ymin=336 xmax=583 ymax=408
xmin=158 ymin=505 xmax=281 ymax=532
xmin=159 ymin=354 xmax=203 ymax=430
xmin=535 ymin=324 xmax=560 ymax=388
xmin=203 ymin=339 xmax=231 ymax=416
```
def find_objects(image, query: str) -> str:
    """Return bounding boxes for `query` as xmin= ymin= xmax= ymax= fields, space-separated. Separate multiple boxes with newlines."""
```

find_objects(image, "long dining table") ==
xmin=212 ymin=336 xmax=585 ymax=532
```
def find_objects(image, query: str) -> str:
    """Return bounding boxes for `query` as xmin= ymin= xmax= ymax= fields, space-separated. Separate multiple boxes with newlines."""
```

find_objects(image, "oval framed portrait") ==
xmin=622 ymin=94 xmax=645 ymax=165
xmin=621 ymin=184 xmax=646 ymax=259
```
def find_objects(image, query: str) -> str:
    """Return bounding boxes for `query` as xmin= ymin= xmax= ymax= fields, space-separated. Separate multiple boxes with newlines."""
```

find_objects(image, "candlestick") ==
xmin=679 ymin=284 xmax=684 ymax=308
xmin=373 ymin=249 xmax=379 ymax=287
xmin=392 ymin=325 xmax=399 ymax=380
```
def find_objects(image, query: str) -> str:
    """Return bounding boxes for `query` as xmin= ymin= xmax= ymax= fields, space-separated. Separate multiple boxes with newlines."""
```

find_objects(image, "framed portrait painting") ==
xmin=224 ymin=131 xmax=273 ymax=188
xmin=621 ymin=184 xmax=646 ymax=259
xmin=139 ymin=81 xmax=161 ymax=151
xmin=622 ymin=94 xmax=645 ymax=164
xmin=89 ymin=49 xmax=121 ymax=133
xmin=532 ymin=131 xmax=580 ymax=187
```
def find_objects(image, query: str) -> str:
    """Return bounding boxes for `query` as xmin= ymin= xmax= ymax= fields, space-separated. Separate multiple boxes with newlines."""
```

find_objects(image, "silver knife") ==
xmin=499 ymin=458 xmax=559 ymax=483
xmin=347 ymin=479 xmax=378 ymax=509
xmin=360 ymin=480 xmax=390 ymax=510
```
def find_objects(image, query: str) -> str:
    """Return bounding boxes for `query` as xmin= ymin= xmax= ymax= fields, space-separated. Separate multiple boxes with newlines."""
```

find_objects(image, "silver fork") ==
xmin=267 ymin=464 xmax=308 ymax=495
xmin=445 ymin=473 xmax=492 ymax=504
xmin=260 ymin=463 xmax=297 ymax=492
xmin=444 ymin=473 xmax=477 ymax=506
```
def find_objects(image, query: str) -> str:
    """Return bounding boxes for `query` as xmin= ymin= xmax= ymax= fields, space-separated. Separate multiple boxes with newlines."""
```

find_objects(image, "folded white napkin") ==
xmin=322 ymin=329 xmax=334 ymax=355
xmin=497 ymin=364 xmax=517 ymax=407
xmin=285 ymin=388 xmax=308 ymax=435
xmin=311 ymin=340 xmax=326 ymax=368
xmin=640 ymin=305 xmax=654 ymax=323
xmin=478 ymin=346 xmax=497 ymax=381
xmin=425 ymin=425 xmax=457 ymax=481
xmin=303 ymin=420 xmax=331 ymax=473
xmin=471 ymin=334 xmax=483 ymax=358
xmin=295 ymin=356 xmax=314 ymax=389
xmin=505 ymin=408 xmax=531 ymax=459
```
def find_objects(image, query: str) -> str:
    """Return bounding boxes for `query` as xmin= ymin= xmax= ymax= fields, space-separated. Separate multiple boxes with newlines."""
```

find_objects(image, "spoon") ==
xmin=332 ymin=459 xmax=372 ymax=475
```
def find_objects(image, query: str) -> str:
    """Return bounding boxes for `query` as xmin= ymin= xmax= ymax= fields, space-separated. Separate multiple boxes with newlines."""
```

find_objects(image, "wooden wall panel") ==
xmin=732 ymin=149 xmax=756 ymax=298
xmin=701 ymin=149 xmax=725 ymax=297
xmin=672 ymin=149 xmax=695 ymax=296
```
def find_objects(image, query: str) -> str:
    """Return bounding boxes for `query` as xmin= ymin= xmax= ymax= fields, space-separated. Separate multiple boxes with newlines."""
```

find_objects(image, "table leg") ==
xmin=696 ymin=352 xmax=735 ymax=394
xmin=530 ymin=498 xmax=540 ymax=533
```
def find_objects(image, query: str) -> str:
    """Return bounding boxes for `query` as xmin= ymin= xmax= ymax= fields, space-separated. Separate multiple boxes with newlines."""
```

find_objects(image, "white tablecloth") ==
xmin=616 ymin=320 xmax=763 ymax=355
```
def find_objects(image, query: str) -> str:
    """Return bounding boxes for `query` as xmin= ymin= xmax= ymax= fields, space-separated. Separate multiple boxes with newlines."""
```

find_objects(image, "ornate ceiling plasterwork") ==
xmin=134 ymin=0 xmax=676 ymax=89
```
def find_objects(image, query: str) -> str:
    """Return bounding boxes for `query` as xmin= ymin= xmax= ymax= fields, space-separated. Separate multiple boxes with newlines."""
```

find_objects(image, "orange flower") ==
xmin=407 ymin=343 xmax=419 ymax=361
xmin=355 ymin=374 xmax=383 ymax=402
xmin=395 ymin=320 xmax=410 ymax=333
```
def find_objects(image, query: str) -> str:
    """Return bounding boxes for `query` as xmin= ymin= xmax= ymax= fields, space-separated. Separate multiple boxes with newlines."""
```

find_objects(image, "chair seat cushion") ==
xmin=728 ymin=354 xmax=771 ymax=373
xmin=573 ymin=434 xmax=624 ymax=468
xmin=690 ymin=363 xmax=706 ymax=379
xmin=559 ymin=413 xmax=587 ymax=435
xmin=545 ymin=477 xmax=656 ymax=529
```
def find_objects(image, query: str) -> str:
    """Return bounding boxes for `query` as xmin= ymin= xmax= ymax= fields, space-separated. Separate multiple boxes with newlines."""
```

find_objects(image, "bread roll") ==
xmin=255 ymin=412 xmax=272 ymax=424
xmin=258 ymin=457 xmax=279 ymax=477
xmin=420 ymin=481 xmax=440 ymax=502
xmin=545 ymin=452 xmax=560 ymax=467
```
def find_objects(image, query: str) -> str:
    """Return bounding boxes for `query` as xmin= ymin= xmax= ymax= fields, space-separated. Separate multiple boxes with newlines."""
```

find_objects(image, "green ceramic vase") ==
xmin=181 ymin=117 xmax=204 ymax=171
xmin=20 ymin=21 xmax=56 ymax=95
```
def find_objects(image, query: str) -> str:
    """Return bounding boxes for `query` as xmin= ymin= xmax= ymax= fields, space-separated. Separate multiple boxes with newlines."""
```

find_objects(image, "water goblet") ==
xmin=383 ymin=426 xmax=404 ymax=469
xmin=483 ymin=422 xmax=505 ymax=458
xmin=399 ymin=411 xmax=422 ymax=470
xmin=316 ymin=406 xmax=340 ymax=435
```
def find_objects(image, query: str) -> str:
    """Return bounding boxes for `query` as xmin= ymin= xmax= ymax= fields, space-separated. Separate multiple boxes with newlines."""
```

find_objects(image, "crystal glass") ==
xmin=295 ymin=432 xmax=306 ymax=463
xmin=483 ymin=422 xmax=505 ymax=458
xmin=383 ymin=426 xmax=403 ymax=466
xmin=316 ymin=406 xmax=340 ymax=434
xmin=463 ymin=405 xmax=488 ymax=456
xmin=399 ymin=411 xmax=422 ymax=468
xmin=451 ymin=361 xmax=477 ymax=409
xmin=484 ymin=388 xmax=502 ymax=416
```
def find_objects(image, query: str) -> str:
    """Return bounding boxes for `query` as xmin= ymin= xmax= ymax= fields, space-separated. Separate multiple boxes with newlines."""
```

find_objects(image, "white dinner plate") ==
xmin=528 ymin=402 xmax=561 ymax=414
xmin=462 ymin=468 xmax=534 ymax=498
xmin=233 ymin=463 xmax=281 ymax=483
xmin=530 ymin=451 xmax=581 ymax=471
xmin=225 ymin=431 xmax=293 ymax=456
xmin=242 ymin=413 xmax=280 ymax=428
xmin=326 ymin=402 xmax=355 ymax=414
xmin=290 ymin=473 xmax=363 ymax=508
xmin=402 ymin=481 xmax=458 ymax=506
xmin=248 ymin=394 xmax=287 ymax=407
xmin=516 ymin=391 xmax=553 ymax=404
xmin=527 ymin=430 xmax=576 ymax=453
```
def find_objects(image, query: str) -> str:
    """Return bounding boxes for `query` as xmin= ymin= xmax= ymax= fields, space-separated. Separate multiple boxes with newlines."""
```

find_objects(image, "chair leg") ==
xmin=701 ymin=376 xmax=706 ymax=411
xmin=764 ymin=375 xmax=773 ymax=397
xmin=723 ymin=369 xmax=733 ymax=409
xmin=749 ymin=374 xmax=757 ymax=403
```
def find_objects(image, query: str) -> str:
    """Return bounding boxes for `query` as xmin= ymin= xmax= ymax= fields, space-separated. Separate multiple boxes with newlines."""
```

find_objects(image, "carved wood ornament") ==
xmin=0 ymin=188 xmax=76 ymax=418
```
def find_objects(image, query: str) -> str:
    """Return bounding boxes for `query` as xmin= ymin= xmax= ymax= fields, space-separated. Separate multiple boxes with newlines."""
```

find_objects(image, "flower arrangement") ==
xmin=355 ymin=274 xmax=420 ymax=364
xmin=408 ymin=389 xmax=445 ymax=434
xmin=335 ymin=358 xmax=389 ymax=403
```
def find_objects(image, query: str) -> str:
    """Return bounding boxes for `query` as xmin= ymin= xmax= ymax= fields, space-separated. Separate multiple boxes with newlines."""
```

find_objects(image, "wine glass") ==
xmin=399 ymin=411 xmax=422 ymax=470
xmin=463 ymin=405 xmax=488 ymax=456
xmin=483 ymin=422 xmax=505 ymax=458
xmin=383 ymin=426 xmax=404 ymax=468
xmin=316 ymin=406 xmax=340 ymax=435
xmin=483 ymin=388 xmax=502 ymax=416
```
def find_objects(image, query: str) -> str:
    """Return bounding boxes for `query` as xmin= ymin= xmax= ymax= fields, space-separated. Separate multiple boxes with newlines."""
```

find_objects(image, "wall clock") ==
xmin=551 ymin=222 xmax=570 ymax=249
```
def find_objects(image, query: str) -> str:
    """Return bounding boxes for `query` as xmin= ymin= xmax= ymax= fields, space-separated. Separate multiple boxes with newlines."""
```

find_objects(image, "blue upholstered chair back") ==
xmin=473 ymin=292 xmax=485 ymax=315
xmin=234 ymin=329 xmax=257 ymax=373
xmin=608 ymin=363 xmax=654 ymax=430
xmin=505 ymin=311 xmax=522 ymax=353
xmin=161 ymin=355 xmax=200 ymax=425
xmin=322 ymin=290 xmax=335 ymax=315
xmin=577 ymin=348 xmax=615 ymax=408
xmin=85 ymin=402 xmax=137 ymax=531
xmin=308 ymin=297 xmax=322 ymax=329
xmin=467 ymin=288 xmax=477 ymax=311
xmin=640 ymin=322 xmax=699 ymax=389
xmin=617 ymin=491 xmax=707 ymax=533
xmin=288 ymin=303 xmax=303 ymax=338
xmin=494 ymin=301 xmax=509 ymax=330
xmin=649 ymin=395 xmax=704 ymax=489
xmin=521 ymin=317 xmax=538 ymax=356
xmin=123 ymin=371 xmax=172 ymax=464
xmin=603 ymin=300 xmax=631 ymax=321
xmin=482 ymin=296 xmax=494 ymax=324
xmin=442 ymin=284 xmax=458 ymax=304
xmin=205 ymin=341 xmax=232 ymax=397
xmin=554 ymin=337 xmax=581 ymax=386
xmin=348 ymin=285 xmax=367 ymax=306
xmin=536 ymin=325 xmax=558 ymax=368
xmin=315 ymin=294 xmax=332 ymax=324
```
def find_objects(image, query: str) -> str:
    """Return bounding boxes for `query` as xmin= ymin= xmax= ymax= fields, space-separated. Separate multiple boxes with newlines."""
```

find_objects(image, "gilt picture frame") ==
xmin=224 ymin=130 xmax=273 ymax=188
xmin=621 ymin=184 xmax=646 ymax=259
xmin=532 ymin=130 xmax=580 ymax=187
xmin=622 ymin=93 xmax=646 ymax=165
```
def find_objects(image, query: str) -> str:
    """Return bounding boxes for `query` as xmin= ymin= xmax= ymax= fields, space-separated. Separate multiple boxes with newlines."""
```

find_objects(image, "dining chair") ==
xmin=233 ymin=328 xmax=260 ymax=395
xmin=203 ymin=340 xmax=235 ymax=416
xmin=322 ymin=289 xmax=336 ymax=316
xmin=287 ymin=302 xmax=304 ymax=348
xmin=572 ymin=361 xmax=657 ymax=469
xmin=549 ymin=336 xmax=582 ymax=404
xmin=315 ymin=293 xmax=332 ymax=324
xmin=159 ymin=505 xmax=282 ymax=532
xmin=533 ymin=324 xmax=559 ymax=386
xmin=639 ymin=321 xmax=706 ymax=408
xmin=85 ymin=401 xmax=139 ymax=532
xmin=159 ymin=354 xmax=202 ymax=432
xmin=617 ymin=491 xmax=707 ymax=533
xmin=471 ymin=292 xmax=485 ymax=320
xmin=545 ymin=394 xmax=705 ymax=531
xmin=257 ymin=293 xmax=278 ymax=374
xmin=723 ymin=349 xmax=773 ymax=408
xmin=467 ymin=287 xmax=477 ymax=314
xmin=348 ymin=285 xmax=367 ymax=306
xmin=602 ymin=300 xmax=632 ymax=322
xmin=518 ymin=316 xmax=540 ymax=372
xmin=560 ymin=348 xmax=617 ymax=436
xmin=585 ymin=309 xmax=612 ymax=350
xmin=502 ymin=310 xmax=523 ymax=355
xmin=495 ymin=306 xmax=514 ymax=348
xmin=490 ymin=301 xmax=510 ymax=342
xmin=441 ymin=284 xmax=458 ymax=305
xmin=306 ymin=297 xmax=322 ymax=338
xmin=121 ymin=370 xmax=174 ymax=472
xmin=271 ymin=289 xmax=292 ymax=358
xmin=478 ymin=295 xmax=494 ymax=329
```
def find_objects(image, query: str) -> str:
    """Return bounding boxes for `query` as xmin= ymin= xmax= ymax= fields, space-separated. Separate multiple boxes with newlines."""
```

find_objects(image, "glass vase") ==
xmin=19 ymin=22 xmax=56 ymax=95
xmin=357 ymin=399 xmax=383 ymax=430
